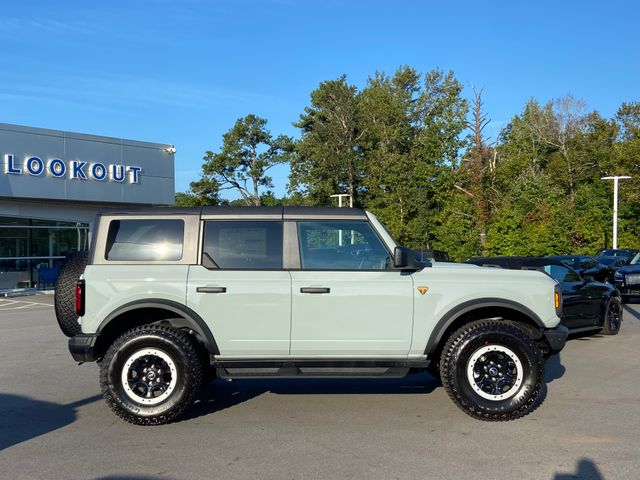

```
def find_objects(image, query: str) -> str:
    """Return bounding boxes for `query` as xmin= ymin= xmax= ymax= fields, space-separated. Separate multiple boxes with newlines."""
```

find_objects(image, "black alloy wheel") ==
xmin=602 ymin=298 xmax=622 ymax=335
xmin=99 ymin=325 xmax=205 ymax=425
xmin=440 ymin=320 xmax=544 ymax=421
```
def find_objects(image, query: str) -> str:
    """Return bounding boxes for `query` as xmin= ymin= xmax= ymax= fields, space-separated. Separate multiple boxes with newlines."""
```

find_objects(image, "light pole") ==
xmin=330 ymin=194 xmax=353 ymax=246
xmin=329 ymin=193 xmax=353 ymax=208
xmin=601 ymin=176 xmax=631 ymax=249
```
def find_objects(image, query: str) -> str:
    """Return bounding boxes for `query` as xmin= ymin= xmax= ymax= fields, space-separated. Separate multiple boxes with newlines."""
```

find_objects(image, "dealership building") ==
xmin=0 ymin=122 xmax=175 ymax=290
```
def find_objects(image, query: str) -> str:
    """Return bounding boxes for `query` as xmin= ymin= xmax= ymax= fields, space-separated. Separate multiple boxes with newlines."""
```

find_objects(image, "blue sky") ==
xmin=1 ymin=0 xmax=638 ymax=199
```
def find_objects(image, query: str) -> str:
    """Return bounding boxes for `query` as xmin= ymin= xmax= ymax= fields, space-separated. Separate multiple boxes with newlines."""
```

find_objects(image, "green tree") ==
xmin=290 ymin=76 xmax=364 ymax=205
xmin=200 ymin=115 xmax=294 ymax=206
xmin=359 ymin=67 xmax=467 ymax=246
xmin=613 ymin=101 xmax=640 ymax=248
xmin=486 ymin=166 xmax=570 ymax=255
xmin=456 ymin=87 xmax=496 ymax=255
xmin=174 ymin=177 xmax=220 ymax=206
xmin=358 ymin=66 xmax=423 ymax=241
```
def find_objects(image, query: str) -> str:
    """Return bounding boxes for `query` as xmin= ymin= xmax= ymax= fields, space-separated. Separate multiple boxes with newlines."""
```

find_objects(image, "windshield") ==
xmin=630 ymin=253 xmax=640 ymax=265
xmin=598 ymin=257 xmax=620 ymax=265
xmin=557 ymin=257 xmax=578 ymax=268
xmin=365 ymin=212 xmax=398 ymax=251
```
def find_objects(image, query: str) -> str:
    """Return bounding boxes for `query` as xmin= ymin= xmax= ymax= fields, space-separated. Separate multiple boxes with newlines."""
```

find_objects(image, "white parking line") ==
xmin=0 ymin=299 xmax=53 ymax=310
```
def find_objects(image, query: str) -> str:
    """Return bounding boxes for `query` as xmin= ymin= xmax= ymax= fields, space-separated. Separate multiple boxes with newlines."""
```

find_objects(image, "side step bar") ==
xmin=212 ymin=358 xmax=430 ymax=380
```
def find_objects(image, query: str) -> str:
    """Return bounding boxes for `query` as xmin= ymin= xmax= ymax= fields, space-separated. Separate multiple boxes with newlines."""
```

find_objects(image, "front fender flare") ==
xmin=424 ymin=298 xmax=546 ymax=355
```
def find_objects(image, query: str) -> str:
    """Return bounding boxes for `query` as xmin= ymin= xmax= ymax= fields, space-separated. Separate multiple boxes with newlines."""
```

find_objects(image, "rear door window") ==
xmin=105 ymin=220 xmax=184 ymax=261
xmin=202 ymin=221 xmax=283 ymax=269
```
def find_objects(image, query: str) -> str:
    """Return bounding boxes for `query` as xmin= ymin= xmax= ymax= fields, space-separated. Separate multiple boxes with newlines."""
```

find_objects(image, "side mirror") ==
xmin=393 ymin=246 xmax=427 ymax=271
xmin=394 ymin=246 xmax=409 ymax=268
xmin=583 ymin=275 xmax=595 ymax=283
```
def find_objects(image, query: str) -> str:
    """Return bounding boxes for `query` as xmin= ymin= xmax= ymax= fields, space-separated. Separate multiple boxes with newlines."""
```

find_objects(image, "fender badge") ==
xmin=417 ymin=286 xmax=429 ymax=295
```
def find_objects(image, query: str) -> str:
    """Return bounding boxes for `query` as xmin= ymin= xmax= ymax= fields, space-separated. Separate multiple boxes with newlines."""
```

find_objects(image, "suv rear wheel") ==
xmin=440 ymin=320 xmax=544 ymax=421
xmin=99 ymin=325 xmax=205 ymax=425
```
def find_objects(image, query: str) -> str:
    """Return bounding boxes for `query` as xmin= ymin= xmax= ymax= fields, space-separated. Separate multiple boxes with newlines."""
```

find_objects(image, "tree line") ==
xmin=176 ymin=65 xmax=640 ymax=261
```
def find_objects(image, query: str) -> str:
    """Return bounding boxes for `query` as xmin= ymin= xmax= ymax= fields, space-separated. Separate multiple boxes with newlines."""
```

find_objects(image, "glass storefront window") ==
xmin=0 ymin=217 xmax=89 ymax=289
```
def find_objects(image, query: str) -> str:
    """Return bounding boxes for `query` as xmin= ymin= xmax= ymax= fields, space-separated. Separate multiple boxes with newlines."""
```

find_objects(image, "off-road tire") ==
xmin=440 ymin=320 xmax=544 ymax=421
xmin=602 ymin=297 xmax=622 ymax=335
xmin=54 ymin=251 xmax=89 ymax=337
xmin=99 ymin=325 xmax=205 ymax=425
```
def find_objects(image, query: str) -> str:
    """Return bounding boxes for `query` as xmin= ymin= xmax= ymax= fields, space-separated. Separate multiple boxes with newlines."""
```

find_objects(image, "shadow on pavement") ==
xmin=545 ymin=354 xmax=565 ymax=383
xmin=96 ymin=477 xmax=179 ymax=480
xmin=623 ymin=304 xmax=640 ymax=321
xmin=553 ymin=458 xmax=604 ymax=479
xmin=183 ymin=372 xmax=440 ymax=421
xmin=569 ymin=330 xmax=604 ymax=342
xmin=0 ymin=393 xmax=101 ymax=452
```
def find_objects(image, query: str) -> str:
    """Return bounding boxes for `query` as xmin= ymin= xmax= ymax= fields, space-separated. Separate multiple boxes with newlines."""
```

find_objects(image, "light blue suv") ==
xmin=57 ymin=207 xmax=567 ymax=424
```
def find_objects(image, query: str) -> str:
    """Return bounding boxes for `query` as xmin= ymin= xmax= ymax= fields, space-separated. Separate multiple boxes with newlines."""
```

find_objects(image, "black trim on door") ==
xmin=196 ymin=286 xmax=227 ymax=293
xmin=300 ymin=287 xmax=330 ymax=294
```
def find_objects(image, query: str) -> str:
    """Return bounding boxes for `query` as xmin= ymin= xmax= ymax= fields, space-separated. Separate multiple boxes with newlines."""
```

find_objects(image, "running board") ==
xmin=212 ymin=359 xmax=429 ymax=380
xmin=568 ymin=326 xmax=603 ymax=334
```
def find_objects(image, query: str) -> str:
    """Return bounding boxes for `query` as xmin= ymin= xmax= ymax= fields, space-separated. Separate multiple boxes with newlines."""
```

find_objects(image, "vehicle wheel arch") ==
xmin=424 ymin=299 xmax=546 ymax=360
xmin=94 ymin=300 xmax=219 ymax=360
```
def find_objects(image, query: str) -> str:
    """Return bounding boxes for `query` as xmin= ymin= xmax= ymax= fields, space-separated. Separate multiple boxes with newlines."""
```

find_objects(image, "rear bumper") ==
xmin=68 ymin=334 xmax=99 ymax=362
xmin=543 ymin=325 xmax=569 ymax=354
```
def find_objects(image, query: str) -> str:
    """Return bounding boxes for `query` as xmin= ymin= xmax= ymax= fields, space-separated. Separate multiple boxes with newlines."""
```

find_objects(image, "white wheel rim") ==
xmin=121 ymin=348 xmax=178 ymax=405
xmin=466 ymin=345 xmax=524 ymax=401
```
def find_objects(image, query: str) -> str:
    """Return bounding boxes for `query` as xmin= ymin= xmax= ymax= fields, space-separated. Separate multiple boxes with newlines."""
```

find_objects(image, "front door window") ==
xmin=297 ymin=221 xmax=390 ymax=270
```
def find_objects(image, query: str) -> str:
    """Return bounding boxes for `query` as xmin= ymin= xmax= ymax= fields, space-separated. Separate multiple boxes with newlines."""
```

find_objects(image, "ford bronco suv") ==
xmin=55 ymin=207 xmax=568 ymax=425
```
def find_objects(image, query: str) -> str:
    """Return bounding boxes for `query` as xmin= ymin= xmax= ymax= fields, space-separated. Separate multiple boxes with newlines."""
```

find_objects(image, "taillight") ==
xmin=75 ymin=280 xmax=85 ymax=317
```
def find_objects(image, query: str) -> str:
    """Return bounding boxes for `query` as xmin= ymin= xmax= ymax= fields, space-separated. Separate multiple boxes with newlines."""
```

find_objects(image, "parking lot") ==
xmin=0 ymin=295 xmax=638 ymax=480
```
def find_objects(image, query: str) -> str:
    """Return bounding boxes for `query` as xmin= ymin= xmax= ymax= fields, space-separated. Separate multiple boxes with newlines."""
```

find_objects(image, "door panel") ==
xmin=579 ymin=282 xmax=606 ymax=326
xmin=187 ymin=266 xmax=291 ymax=356
xmin=290 ymin=220 xmax=413 ymax=357
xmin=290 ymin=271 xmax=414 ymax=356
xmin=186 ymin=219 xmax=291 ymax=357
xmin=561 ymin=283 xmax=589 ymax=329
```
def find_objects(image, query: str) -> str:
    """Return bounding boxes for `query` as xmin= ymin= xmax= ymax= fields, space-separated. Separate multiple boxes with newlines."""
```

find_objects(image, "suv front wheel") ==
xmin=440 ymin=320 xmax=544 ymax=421
xmin=99 ymin=325 xmax=205 ymax=425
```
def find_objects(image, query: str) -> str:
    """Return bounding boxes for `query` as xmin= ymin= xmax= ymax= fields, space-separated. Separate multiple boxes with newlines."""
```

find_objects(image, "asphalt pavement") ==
xmin=1 ymin=295 xmax=639 ymax=480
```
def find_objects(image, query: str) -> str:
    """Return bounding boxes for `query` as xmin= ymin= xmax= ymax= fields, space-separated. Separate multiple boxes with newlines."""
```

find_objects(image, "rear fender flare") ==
xmin=97 ymin=299 xmax=219 ymax=354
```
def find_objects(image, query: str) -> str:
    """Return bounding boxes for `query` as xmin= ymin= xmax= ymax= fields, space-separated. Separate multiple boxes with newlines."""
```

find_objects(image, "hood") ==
xmin=430 ymin=262 xmax=478 ymax=269
xmin=415 ymin=262 xmax=553 ymax=284
xmin=617 ymin=264 xmax=640 ymax=275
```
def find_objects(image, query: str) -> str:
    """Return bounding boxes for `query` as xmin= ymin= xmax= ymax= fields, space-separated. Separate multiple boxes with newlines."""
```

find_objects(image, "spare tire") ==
xmin=54 ymin=251 xmax=89 ymax=337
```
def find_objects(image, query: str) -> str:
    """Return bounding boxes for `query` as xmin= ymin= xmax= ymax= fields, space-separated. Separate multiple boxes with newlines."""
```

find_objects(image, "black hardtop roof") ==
xmin=97 ymin=206 xmax=368 ymax=219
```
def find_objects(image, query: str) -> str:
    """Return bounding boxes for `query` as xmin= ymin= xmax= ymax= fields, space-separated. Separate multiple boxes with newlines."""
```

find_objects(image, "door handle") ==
xmin=197 ymin=287 xmax=227 ymax=294
xmin=300 ymin=287 xmax=330 ymax=294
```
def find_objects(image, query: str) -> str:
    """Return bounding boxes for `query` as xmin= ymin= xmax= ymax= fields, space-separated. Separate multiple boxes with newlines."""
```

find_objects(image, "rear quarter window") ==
xmin=105 ymin=219 xmax=184 ymax=261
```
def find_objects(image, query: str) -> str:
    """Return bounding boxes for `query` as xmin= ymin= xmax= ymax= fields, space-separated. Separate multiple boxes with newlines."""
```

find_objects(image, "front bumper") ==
xmin=543 ymin=325 xmax=569 ymax=354
xmin=69 ymin=334 xmax=99 ymax=362
xmin=614 ymin=282 xmax=640 ymax=296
